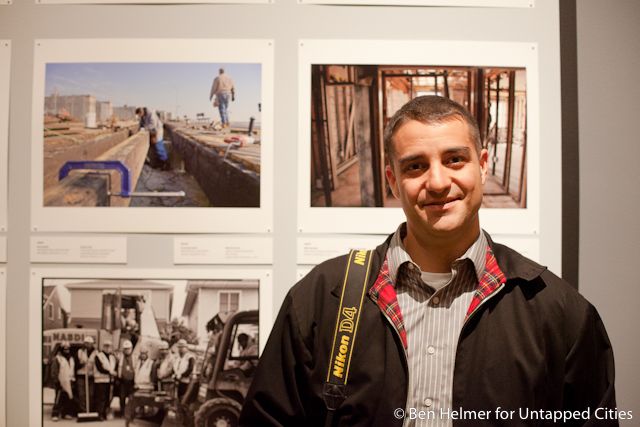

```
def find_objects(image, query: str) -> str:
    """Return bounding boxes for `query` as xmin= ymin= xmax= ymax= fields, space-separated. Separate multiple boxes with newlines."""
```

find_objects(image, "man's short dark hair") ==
xmin=383 ymin=95 xmax=482 ymax=163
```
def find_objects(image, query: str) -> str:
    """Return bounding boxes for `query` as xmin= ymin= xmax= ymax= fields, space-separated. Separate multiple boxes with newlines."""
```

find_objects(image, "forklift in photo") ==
xmin=185 ymin=310 xmax=259 ymax=427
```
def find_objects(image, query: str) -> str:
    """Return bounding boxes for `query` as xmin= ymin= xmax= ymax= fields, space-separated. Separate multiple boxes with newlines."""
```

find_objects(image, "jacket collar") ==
xmin=484 ymin=232 xmax=547 ymax=281
xmin=330 ymin=230 xmax=547 ymax=298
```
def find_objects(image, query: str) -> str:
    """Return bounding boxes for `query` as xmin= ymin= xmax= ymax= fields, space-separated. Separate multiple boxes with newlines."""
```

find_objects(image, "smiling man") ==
xmin=241 ymin=96 xmax=617 ymax=427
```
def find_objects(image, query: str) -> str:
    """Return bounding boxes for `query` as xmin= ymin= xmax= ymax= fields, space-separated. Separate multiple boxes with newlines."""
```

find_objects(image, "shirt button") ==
xmin=427 ymin=346 xmax=435 ymax=355
xmin=432 ymin=296 xmax=440 ymax=305
xmin=424 ymin=398 xmax=433 ymax=407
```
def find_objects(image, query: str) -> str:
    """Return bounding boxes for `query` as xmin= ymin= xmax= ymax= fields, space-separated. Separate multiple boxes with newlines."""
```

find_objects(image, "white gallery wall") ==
xmin=0 ymin=0 xmax=637 ymax=425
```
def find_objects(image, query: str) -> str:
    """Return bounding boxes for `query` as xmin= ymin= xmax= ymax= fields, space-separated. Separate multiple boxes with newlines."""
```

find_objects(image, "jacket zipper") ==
xmin=376 ymin=281 xmax=505 ymax=425
xmin=379 ymin=308 xmax=410 ymax=425
xmin=462 ymin=282 xmax=505 ymax=327
xmin=449 ymin=282 xmax=506 ymax=409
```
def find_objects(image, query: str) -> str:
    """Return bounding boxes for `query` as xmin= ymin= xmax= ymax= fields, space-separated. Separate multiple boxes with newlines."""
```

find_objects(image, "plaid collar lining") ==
xmin=368 ymin=244 xmax=506 ymax=350
xmin=368 ymin=256 xmax=408 ymax=349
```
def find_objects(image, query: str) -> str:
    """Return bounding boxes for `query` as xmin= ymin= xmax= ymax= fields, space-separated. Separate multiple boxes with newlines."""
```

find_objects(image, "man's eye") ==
xmin=404 ymin=163 xmax=425 ymax=172
xmin=448 ymin=156 xmax=466 ymax=165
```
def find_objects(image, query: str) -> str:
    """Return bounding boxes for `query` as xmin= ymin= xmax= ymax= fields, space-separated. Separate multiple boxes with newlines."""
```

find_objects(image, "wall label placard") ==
xmin=174 ymin=236 xmax=273 ymax=264
xmin=30 ymin=236 xmax=127 ymax=263
xmin=297 ymin=235 xmax=385 ymax=265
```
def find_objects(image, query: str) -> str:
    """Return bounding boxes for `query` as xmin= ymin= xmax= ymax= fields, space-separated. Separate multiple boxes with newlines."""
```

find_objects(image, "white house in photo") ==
xmin=181 ymin=279 xmax=259 ymax=345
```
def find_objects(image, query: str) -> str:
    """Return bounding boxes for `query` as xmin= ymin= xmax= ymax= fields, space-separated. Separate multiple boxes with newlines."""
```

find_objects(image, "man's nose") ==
xmin=425 ymin=163 xmax=451 ymax=194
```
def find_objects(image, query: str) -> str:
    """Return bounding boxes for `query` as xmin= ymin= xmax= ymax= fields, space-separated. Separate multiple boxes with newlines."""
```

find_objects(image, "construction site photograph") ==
xmin=310 ymin=63 xmax=528 ymax=210
xmin=42 ymin=62 xmax=262 ymax=209
xmin=35 ymin=272 xmax=270 ymax=427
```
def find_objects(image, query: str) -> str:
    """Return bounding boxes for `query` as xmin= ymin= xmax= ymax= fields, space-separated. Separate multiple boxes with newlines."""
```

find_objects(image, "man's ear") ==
xmin=479 ymin=148 xmax=489 ymax=185
xmin=385 ymin=163 xmax=400 ymax=199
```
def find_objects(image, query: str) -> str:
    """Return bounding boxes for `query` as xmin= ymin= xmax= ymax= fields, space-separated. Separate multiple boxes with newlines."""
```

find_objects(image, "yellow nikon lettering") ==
xmin=332 ymin=334 xmax=351 ymax=379
xmin=339 ymin=306 xmax=357 ymax=333
xmin=353 ymin=250 xmax=367 ymax=266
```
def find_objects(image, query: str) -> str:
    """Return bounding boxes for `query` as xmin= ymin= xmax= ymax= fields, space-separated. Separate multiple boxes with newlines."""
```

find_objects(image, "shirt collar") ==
xmin=386 ymin=223 xmax=487 ymax=285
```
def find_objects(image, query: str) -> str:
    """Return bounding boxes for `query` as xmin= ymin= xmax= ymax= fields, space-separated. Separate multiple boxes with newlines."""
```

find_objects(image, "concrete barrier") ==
xmin=44 ymin=131 xmax=149 ymax=207
xmin=165 ymin=125 xmax=259 ymax=207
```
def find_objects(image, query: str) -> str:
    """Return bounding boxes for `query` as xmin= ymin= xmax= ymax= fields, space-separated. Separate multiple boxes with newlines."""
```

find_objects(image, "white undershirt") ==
xmin=420 ymin=271 xmax=453 ymax=291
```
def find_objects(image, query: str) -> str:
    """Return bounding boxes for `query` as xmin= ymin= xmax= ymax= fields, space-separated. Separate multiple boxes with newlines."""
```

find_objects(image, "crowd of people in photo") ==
xmin=48 ymin=336 xmax=196 ymax=424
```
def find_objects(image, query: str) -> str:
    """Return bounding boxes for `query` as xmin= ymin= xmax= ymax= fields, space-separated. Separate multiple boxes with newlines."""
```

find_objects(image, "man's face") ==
xmin=124 ymin=347 xmax=132 ymax=356
xmin=179 ymin=346 xmax=187 ymax=356
xmin=140 ymin=352 xmax=148 ymax=361
xmin=385 ymin=119 xmax=488 ymax=242
xmin=85 ymin=343 xmax=94 ymax=352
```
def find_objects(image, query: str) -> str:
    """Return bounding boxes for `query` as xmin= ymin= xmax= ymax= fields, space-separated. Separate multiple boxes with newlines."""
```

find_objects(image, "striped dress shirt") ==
xmin=387 ymin=224 xmax=487 ymax=427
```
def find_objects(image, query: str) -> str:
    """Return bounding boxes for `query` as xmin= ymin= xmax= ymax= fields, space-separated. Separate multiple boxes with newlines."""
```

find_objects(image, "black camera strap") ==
xmin=323 ymin=249 xmax=374 ymax=427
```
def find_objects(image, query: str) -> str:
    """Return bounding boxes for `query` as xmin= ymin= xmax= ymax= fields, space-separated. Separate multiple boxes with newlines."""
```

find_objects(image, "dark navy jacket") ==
xmin=241 ymin=235 xmax=617 ymax=426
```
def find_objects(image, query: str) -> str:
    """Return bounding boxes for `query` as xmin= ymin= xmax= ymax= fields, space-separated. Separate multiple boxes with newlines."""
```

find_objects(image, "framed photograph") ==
xmin=298 ymin=39 xmax=542 ymax=236
xmin=0 ymin=268 xmax=5 ymax=426
xmin=31 ymin=39 xmax=274 ymax=233
xmin=0 ymin=41 xmax=10 ymax=232
xmin=29 ymin=267 xmax=272 ymax=426
xmin=299 ymin=0 xmax=533 ymax=6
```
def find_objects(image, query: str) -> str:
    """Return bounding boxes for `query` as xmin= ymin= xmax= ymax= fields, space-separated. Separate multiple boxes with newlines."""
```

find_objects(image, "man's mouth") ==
xmin=422 ymin=198 xmax=460 ymax=209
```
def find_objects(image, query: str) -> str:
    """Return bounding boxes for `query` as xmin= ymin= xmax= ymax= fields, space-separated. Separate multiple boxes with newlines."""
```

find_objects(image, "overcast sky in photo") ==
xmin=45 ymin=62 xmax=261 ymax=123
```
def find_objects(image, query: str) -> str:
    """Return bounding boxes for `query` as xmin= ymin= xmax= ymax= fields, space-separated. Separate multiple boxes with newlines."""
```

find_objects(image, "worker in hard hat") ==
xmin=94 ymin=341 xmax=117 ymax=420
xmin=50 ymin=341 xmax=75 ymax=421
xmin=134 ymin=347 xmax=155 ymax=391
xmin=174 ymin=339 xmax=196 ymax=402
xmin=116 ymin=340 xmax=135 ymax=419
xmin=76 ymin=336 xmax=97 ymax=413
xmin=153 ymin=340 xmax=175 ymax=393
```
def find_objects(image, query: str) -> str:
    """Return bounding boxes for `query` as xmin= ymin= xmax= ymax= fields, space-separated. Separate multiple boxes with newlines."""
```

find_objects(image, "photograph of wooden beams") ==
xmin=31 ymin=39 xmax=274 ymax=233
xmin=298 ymin=0 xmax=533 ymax=7
xmin=311 ymin=64 xmax=527 ymax=210
xmin=0 ymin=41 xmax=9 ymax=232
xmin=29 ymin=267 xmax=272 ymax=427
xmin=298 ymin=40 xmax=544 ymax=237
